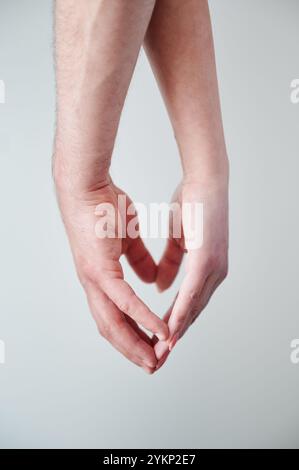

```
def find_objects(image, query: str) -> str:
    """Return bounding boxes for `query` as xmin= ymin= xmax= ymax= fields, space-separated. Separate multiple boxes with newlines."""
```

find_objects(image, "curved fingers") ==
xmin=178 ymin=273 xmax=220 ymax=339
xmin=156 ymin=238 xmax=184 ymax=292
xmin=102 ymin=277 xmax=169 ymax=341
xmin=167 ymin=270 xmax=207 ymax=341
xmin=85 ymin=283 xmax=158 ymax=371
xmin=125 ymin=235 xmax=157 ymax=283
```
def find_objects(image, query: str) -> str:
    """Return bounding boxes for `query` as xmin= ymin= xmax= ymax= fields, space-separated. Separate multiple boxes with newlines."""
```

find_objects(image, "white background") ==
xmin=0 ymin=0 xmax=298 ymax=448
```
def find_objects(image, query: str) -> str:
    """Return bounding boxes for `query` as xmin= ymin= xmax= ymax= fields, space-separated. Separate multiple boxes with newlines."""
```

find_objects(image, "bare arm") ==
xmin=54 ymin=0 xmax=157 ymax=192
xmin=145 ymin=0 xmax=228 ymax=181
xmin=53 ymin=0 xmax=168 ymax=373
xmin=144 ymin=0 xmax=229 ymax=364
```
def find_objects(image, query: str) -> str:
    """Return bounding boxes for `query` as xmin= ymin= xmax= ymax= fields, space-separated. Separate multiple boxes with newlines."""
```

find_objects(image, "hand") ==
xmin=56 ymin=177 xmax=168 ymax=374
xmin=154 ymin=176 xmax=229 ymax=367
xmin=54 ymin=0 xmax=165 ymax=373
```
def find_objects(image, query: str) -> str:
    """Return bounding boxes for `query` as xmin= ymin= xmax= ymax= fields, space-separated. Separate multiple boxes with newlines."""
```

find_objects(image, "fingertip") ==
xmin=144 ymin=356 xmax=157 ymax=370
xmin=156 ymin=272 xmax=172 ymax=292
xmin=154 ymin=340 xmax=169 ymax=361
xmin=156 ymin=333 xmax=166 ymax=342
xmin=145 ymin=358 xmax=157 ymax=369
xmin=143 ymin=366 xmax=155 ymax=375
xmin=142 ymin=262 xmax=158 ymax=284
xmin=144 ymin=351 xmax=158 ymax=370
xmin=155 ymin=350 xmax=170 ymax=371
xmin=156 ymin=283 xmax=166 ymax=293
xmin=156 ymin=323 xmax=169 ymax=342
xmin=152 ymin=262 xmax=158 ymax=282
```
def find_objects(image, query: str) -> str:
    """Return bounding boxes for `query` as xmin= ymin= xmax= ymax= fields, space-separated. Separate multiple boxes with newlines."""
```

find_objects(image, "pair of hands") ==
xmin=57 ymin=175 xmax=228 ymax=374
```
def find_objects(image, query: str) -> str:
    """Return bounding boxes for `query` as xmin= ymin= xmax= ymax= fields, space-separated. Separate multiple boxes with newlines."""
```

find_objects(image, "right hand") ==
xmin=55 ymin=176 xmax=169 ymax=374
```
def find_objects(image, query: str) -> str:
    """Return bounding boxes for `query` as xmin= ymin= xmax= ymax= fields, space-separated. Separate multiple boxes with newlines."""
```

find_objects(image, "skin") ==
xmin=144 ymin=0 xmax=229 ymax=365
xmin=54 ymin=0 xmax=168 ymax=374
xmin=53 ymin=0 xmax=229 ymax=373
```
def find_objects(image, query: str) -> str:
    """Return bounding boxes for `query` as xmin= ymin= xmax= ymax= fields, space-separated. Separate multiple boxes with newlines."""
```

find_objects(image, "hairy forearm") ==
xmin=53 ymin=0 xmax=156 ymax=194
xmin=145 ymin=0 xmax=228 ymax=183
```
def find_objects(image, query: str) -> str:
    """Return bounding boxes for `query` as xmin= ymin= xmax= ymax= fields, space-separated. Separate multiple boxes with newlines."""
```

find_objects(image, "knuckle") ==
xmin=203 ymin=254 xmax=218 ymax=271
xmin=102 ymin=316 xmax=127 ymax=342
xmin=76 ymin=258 xmax=105 ymax=288
xmin=118 ymin=291 xmax=136 ymax=314
xmin=98 ymin=322 xmax=112 ymax=341
xmin=97 ymin=323 xmax=106 ymax=338
xmin=78 ymin=270 xmax=91 ymax=288
xmin=78 ymin=264 xmax=97 ymax=287
xmin=132 ymin=303 xmax=146 ymax=320
xmin=190 ymin=305 xmax=199 ymax=318
xmin=175 ymin=314 xmax=186 ymax=329
xmin=118 ymin=300 xmax=130 ymax=314
xmin=189 ymin=289 xmax=201 ymax=303
xmin=121 ymin=295 xmax=144 ymax=319
xmin=217 ymin=257 xmax=229 ymax=281
xmin=219 ymin=264 xmax=229 ymax=281
xmin=201 ymin=253 xmax=229 ymax=279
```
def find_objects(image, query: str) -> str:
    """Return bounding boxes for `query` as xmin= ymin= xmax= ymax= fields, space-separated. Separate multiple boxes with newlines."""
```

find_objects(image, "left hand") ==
xmin=154 ymin=176 xmax=229 ymax=368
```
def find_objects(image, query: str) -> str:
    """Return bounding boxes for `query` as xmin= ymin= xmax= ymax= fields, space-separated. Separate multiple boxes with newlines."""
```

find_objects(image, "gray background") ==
xmin=0 ymin=0 xmax=298 ymax=449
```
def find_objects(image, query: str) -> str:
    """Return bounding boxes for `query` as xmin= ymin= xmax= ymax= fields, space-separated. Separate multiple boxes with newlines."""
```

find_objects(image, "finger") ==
xmin=125 ymin=315 xmax=154 ymax=347
xmin=153 ymin=297 xmax=177 ymax=361
xmin=125 ymin=316 xmax=156 ymax=373
xmin=156 ymin=238 xmax=184 ymax=292
xmin=173 ymin=273 xmax=220 ymax=344
xmin=125 ymin=236 xmax=157 ymax=283
xmin=167 ymin=271 xmax=208 ymax=343
xmin=152 ymin=301 xmax=173 ymax=346
xmin=86 ymin=284 xmax=158 ymax=370
xmin=155 ymin=349 xmax=170 ymax=372
xmin=189 ymin=274 xmax=222 ymax=327
xmin=102 ymin=278 xmax=169 ymax=341
xmin=143 ymin=366 xmax=156 ymax=375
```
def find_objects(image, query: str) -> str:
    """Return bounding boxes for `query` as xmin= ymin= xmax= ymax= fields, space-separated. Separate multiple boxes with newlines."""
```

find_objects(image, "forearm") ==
xmin=53 ymin=0 xmax=156 ymax=194
xmin=145 ymin=0 xmax=228 ymax=184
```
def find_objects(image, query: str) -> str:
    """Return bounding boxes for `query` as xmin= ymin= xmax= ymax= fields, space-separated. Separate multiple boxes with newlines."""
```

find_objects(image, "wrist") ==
xmin=182 ymin=152 xmax=229 ymax=188
xmin=53 ymin=144 xmax=111 ymax=197
xmin=53 ymin=161 xmax=111 ymax=201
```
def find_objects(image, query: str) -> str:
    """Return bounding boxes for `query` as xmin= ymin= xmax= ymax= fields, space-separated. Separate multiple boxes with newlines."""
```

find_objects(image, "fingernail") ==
xmin=169 ymin=334 xmax=179 ymax=352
